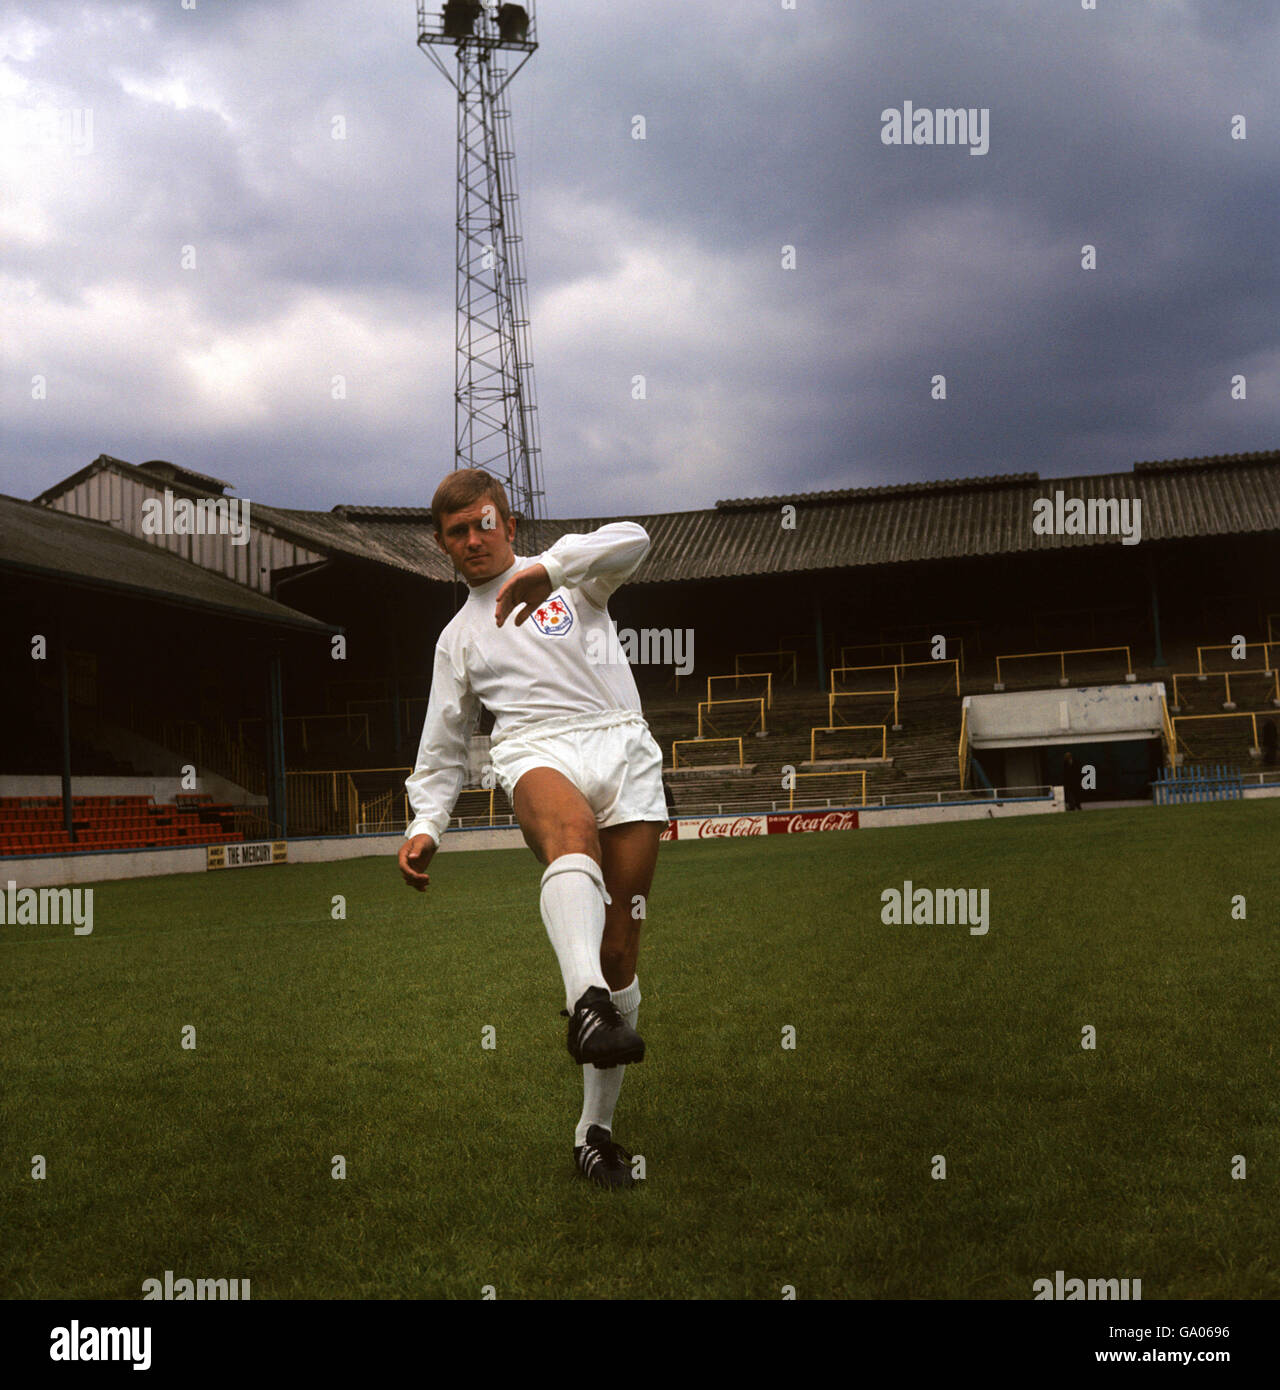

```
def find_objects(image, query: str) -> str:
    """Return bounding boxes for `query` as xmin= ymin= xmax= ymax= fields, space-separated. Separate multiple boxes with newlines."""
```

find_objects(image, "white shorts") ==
xmin=489 ymin=710 xmax=669 ymax=828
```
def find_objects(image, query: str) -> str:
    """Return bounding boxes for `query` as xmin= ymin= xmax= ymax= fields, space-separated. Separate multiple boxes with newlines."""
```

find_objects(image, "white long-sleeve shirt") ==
xmin=404 ymin=522 xmax=651 ymax=844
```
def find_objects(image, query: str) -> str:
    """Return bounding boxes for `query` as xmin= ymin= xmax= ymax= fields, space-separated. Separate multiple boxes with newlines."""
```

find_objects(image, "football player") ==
xmin=398 ymin=468 xmax=669 ymax=1188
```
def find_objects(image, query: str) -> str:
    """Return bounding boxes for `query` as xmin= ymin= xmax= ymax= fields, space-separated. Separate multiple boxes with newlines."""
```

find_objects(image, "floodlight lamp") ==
xmin=442 ymin=0 xmax=483 ymax=39
xmin=497 ymin=4 xmax=530 ymax=43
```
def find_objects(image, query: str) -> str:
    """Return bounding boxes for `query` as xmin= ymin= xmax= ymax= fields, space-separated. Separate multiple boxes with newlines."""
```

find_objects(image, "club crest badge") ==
xmin=531 ymin=594 xmax=574 ymax=636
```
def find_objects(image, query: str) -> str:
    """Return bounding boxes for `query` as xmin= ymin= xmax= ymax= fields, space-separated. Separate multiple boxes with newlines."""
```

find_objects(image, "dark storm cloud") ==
xmin=2 ymin=1 xmax=1276 ymax=519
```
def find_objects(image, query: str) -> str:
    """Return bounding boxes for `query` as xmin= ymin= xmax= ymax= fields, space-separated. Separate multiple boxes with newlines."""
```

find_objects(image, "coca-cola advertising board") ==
xmin=766 ymin=810 xmax=859 ymax=834
xmin=661 ymin=811 xmax=858 ymax=840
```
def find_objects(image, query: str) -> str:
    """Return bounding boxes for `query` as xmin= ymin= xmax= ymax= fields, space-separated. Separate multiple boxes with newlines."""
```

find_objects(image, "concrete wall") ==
xmin=1 ymin=846 xmax=210 ymax=887
xmin=287 ymin=825 xmax=526 ymax=864
xmin=859 ymin=790 xmax=1063 ymax=829
xmin=0 ymin=822 xmax=527 ymax=887
xmin=966 ymin=682 xmax=1166 ymax=748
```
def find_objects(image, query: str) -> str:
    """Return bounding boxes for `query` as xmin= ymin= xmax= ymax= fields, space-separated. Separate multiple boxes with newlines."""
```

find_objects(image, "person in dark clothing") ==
xmin=1263 ymin=718 xmax=1278 ymax=769
xmin=1062 ymin=751 xmax=1082 ymax=811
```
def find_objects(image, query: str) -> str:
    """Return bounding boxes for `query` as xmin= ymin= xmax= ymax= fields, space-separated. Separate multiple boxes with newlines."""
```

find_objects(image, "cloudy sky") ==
xmin=2 ymin=0 xmax=1277 ymax=519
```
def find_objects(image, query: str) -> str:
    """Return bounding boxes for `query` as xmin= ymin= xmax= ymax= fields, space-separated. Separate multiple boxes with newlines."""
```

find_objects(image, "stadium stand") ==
xmin=0 ymin=794 xmax=242 ymax=856
xmin=4 ymin=448 xmax=1278 ymax=856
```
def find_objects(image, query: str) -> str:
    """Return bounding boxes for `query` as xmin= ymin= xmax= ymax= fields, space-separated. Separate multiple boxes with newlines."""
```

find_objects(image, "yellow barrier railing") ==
xmin=829 ymin=664 xmax=900 ymax=729
xmin=809 ymin=724 xmax=886 ymax=762
xmin=672 ymin=737 xmax=744 ymax=770
xmin=1158 ymin=694 xmax=1178 ymax=771
xmin=894 ymin=656 xmax=960 ymax=697
xmin=1171 ymin=668 xmax=1280 ymax=709
xmin=288 ymin=765 xmax=426 ymax=836
xmin=830 ymin=658 xmax=957 ymax=723
xmin=1195 ymin=641 xmax=1278 ymax=675
xmin=451 ymin=786 xmax=499 ymax=827
xmin=840 ymin=637 xmax=966 ymax=675
xmin=286 ymin=770 xmax=360 ymax=836
xmin=877 ymin=619 xmax=984 ymax=658
xmin=355 ymin=785 xmax=404 ymax=834
xmin=734 ymin=649 xmax=797 ymax=685
xmin=829 ymin=689 xmax=899 ymax=731
xmin=290 ymin=767 xmax=514 ymax=833
xmin=958 ymin=703 xmax=969 ymax=789
xmin=1169 ymin=710 xmax=1265 ymax=758
xmin=706 ymin=671 xmax=773 ymax=710
xmin=697 ymin=697 xmax=766 ymax=739
xmin=789 ymin=769 xmax=867 ymax=810
xmin=830 ymin=662 xmax=898 ymax=693
xmin=994 ymin=645 xmax=1133 ymax=686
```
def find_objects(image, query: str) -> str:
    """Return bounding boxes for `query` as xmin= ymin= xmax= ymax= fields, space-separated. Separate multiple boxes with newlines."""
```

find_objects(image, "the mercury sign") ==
xmin=207 ymin=841 xmax=287 ymax=870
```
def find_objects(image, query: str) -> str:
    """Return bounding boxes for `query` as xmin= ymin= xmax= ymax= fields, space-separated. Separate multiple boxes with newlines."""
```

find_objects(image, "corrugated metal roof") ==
xmin=332 ymin=504 xmax=434 ymax=520
xmin=359 ymin=452 xmax=1280 ymax=586
xmin=32 ymin=449 xmax=1280 ymax=590
xmin=276 ymin=453 xmax=1278 ymax=583
xmin=34 ymin=454 xmax=234 ymax=503
xmin=1132 ymin=448 xmax=1280 ymax=472
xmin=715 ymin=472 xmax=1042 ymax=509
xmin=251 ymin=504 xmax=456 ymax=580
xmin=137 ymin=458 xmax=232 ymax=492
xmin=0 ymin=494 xmax=336 ymax=631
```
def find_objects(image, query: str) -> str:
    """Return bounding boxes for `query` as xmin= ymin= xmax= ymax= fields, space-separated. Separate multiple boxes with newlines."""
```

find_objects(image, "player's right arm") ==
xmin=400 ymin=636 xmax=481 ymax=892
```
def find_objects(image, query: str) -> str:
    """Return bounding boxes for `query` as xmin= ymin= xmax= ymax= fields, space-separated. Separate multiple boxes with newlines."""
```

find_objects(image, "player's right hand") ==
xmin=398 ymin=835 xmax=437 ymax=892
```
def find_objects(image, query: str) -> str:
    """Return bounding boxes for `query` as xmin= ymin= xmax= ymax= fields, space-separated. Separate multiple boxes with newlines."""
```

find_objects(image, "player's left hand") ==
xmin=495 ymin=563 xmax=552 ymax=628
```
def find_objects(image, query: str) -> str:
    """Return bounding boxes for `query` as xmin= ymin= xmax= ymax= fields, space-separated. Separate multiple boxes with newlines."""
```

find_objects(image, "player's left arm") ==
xmin=538 ymin=521 xmax=651 ymax=611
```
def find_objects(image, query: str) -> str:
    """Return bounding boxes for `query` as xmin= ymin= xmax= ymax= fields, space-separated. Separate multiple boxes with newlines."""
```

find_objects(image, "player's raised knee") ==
xmin=544 ymin=815 xmax=599 ymax=862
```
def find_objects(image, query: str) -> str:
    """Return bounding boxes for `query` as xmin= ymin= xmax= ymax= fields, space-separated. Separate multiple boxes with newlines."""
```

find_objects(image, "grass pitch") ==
xmin=2 ymin=800 xmax=1277 ymax=1299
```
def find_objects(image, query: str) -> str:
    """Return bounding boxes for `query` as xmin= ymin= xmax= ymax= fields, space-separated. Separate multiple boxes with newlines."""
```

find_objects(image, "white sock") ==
xmin=576 ymin=976 xmax=640 ymax=1147
xmin=539 ymin=853 xmax=611 ymax=1014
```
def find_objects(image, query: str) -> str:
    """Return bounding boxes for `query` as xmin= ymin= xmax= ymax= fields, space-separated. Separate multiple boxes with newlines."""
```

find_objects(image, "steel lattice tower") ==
xmin=417 ymin=2 xmax=545 ymax=522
